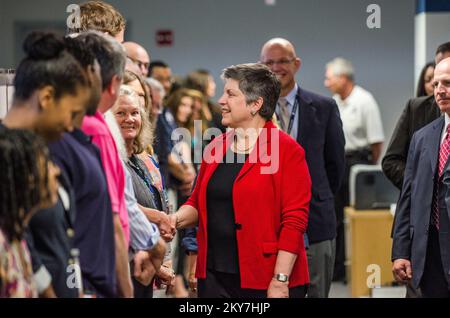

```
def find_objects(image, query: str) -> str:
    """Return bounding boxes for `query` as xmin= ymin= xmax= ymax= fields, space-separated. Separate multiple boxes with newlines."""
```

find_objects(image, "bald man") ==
xmin=383 ymin=42 xmax=450 ymax=299
xmin=383 ymin=42 xmax=450 ymax=190
xmin=123 ymin=41 xmax=150 ymax=77
xmin=392 ymin=57 xmax=450 ymax=298
xmin=260 ymin=38 xmax=345 ymax=298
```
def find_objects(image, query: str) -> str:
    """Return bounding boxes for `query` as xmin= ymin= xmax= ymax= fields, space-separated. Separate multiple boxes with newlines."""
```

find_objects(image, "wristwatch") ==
xmin=273 ymin=273 xmax=289 ymax=283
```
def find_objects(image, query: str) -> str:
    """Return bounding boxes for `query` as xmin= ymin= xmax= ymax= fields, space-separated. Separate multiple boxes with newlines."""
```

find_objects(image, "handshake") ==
xmin=158 ymin=212 xmax=178 ymax=242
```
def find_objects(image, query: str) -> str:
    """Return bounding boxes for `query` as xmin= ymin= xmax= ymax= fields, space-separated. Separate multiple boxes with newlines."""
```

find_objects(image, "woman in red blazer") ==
xmin=172 ymin=63 xmax=311 ymax=298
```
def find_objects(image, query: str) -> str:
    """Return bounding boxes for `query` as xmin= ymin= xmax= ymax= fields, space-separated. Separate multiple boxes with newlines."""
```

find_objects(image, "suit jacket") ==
xmin=382 ymin=95 xmax=441 ymax=190
xmin=392 ymin=116 xmax=450 ymax=288
xmin=295 ymin=87 xmax=345 ymax=244
xmin=184 ymin=120 xmax=312 ymax=289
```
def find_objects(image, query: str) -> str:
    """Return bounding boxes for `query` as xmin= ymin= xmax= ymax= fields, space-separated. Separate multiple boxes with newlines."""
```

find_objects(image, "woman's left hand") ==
xmin=267 ymin=279 xmax=289 ymax=298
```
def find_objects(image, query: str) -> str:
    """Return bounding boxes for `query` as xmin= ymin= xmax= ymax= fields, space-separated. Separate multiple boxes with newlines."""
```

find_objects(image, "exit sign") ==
xmin=156 ymin=30 xmax=173 ymax=47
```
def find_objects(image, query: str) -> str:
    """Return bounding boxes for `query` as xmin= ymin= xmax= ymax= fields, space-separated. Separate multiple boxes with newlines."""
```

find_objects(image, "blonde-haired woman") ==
xmin=112 ymin=85 xmax=175 ymax=297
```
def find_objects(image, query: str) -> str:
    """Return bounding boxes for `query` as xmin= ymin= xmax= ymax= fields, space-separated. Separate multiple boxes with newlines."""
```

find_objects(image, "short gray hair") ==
xmin=221 ymin=63 xmax=280 ymax=121
xmin=146 ymin=77 xmax=166 ymax=100
xmin=326 ymin=57 xmax=355 ymax=81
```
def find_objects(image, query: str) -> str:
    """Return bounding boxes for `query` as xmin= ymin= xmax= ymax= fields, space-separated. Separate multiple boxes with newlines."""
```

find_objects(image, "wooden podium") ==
xmin=344 ymin=207 xmax=395 ymax=297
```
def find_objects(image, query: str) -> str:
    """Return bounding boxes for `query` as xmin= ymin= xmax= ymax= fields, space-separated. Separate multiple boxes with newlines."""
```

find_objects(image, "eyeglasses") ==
xmin=127 ymin=56 xmax=150 ymax=70
xmin=262 ymin=58 xmax=296 ymax=67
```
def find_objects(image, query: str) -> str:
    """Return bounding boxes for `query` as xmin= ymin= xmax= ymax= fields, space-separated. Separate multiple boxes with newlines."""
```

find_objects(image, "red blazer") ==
xmin=184 ymin=120 xmax=312 ymax=289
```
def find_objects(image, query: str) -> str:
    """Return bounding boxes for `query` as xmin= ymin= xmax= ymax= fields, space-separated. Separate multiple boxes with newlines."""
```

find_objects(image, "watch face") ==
xmin=276 ymin=274 xmax=288 ymax=282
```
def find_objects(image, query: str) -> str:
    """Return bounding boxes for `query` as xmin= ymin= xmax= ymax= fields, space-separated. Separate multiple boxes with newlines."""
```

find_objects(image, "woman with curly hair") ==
xmin=0 ymin=129 xmax=59 ymax=297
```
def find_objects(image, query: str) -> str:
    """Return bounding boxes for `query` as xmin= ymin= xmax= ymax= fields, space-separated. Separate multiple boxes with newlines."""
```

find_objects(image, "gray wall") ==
xmin=0 ymin=0 xmax=416 ymax=149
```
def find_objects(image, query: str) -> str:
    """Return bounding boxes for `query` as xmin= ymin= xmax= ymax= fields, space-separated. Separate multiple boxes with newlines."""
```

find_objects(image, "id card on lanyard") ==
xmin=286 ymin=97 xmax=299 ymax=136
xmin=277 ymin=87 xmax=300 ymax=137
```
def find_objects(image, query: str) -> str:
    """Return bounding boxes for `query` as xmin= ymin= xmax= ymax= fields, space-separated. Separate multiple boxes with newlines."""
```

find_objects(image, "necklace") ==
xmin=233 ymin=143 xmax=251 ymax=153
xmin=232 ymin=138 xmax=254 ymax=154
xmin=233 ymin=127 xmax=262 ymax=153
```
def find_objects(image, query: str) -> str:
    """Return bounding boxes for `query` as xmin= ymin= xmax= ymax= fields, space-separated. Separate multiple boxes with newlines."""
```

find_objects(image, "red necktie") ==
xmin=431 ymin=124 xmax=450 ymax=230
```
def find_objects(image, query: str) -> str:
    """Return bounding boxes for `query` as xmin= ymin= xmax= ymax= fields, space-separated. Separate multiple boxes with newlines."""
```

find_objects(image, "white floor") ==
xmin=329 ymin=282 xmax=351 ymax=298
xmin=329 ymin=282 xmax=407 ymax=298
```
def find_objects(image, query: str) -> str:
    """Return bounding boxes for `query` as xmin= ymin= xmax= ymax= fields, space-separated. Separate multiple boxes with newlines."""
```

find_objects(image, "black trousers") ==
xmin=420 ymin=226 xmax=450 ymax=298
xmin=333 ymin=150 xmax=371 ymax=281
xmin=198 ymin=268 xmax=307 ymax=298
xmin=130 ymin=260 xmax=154 ymax=298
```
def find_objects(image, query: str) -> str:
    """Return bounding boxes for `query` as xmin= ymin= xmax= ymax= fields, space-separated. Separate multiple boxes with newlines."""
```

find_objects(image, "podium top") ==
xmin=345 ymin=206 xmax=393 ymax=219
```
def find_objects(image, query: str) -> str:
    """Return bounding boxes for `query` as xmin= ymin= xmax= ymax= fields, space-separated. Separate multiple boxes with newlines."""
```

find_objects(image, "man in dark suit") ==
xmin=392 ymin=57 xmax=450 ymax=298
xmin=383 ymin=42 xmax=450 ymax=298
xmin=260 ymin=38 xmax=345 ymax=298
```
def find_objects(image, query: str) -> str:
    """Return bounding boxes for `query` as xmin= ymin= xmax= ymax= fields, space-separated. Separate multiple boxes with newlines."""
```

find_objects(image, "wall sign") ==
xmin=156 ymin=30 xmax=173 ymax=47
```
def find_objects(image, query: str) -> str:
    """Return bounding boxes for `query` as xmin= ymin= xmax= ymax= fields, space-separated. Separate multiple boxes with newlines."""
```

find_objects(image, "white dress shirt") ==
xmin=333 ymin=85 xmax=384 ymax=152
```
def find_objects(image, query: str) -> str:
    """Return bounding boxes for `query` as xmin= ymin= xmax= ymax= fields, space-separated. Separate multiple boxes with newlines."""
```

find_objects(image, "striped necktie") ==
xmin=278 ymin=97 xmax=290 ymax=132
xmin=431 ymin=123 xmax=450 ymax=230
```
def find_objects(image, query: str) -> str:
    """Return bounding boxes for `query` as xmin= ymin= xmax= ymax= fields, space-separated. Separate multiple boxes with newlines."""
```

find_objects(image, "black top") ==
xmin=49 ymin=129 xmax=117 ymax=298
xmin=206 ymin=150 xmax=247 ymax=274
xmin=26 ymin=170 xmax=78 ymax=298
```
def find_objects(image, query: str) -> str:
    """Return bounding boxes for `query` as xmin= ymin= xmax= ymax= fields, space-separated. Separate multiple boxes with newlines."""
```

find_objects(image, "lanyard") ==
xmin=277 ymin=86 xmax=301 ymax=135
xmin=285 ymin=91 xmax=300 ymax=135
xmin=130 ymin=156 xmax=155 ymax=195
xmin=148 ymin=155 xmax=171 ymax=213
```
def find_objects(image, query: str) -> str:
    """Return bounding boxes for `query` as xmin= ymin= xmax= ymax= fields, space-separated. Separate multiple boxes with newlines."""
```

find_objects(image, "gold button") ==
xmin=67 ymin=229 xmax=75 ymax=238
